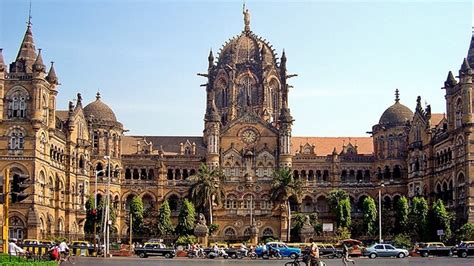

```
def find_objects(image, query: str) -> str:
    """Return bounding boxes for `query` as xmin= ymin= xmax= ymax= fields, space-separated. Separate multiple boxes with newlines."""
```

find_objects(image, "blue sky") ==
xmin=1 ymin=0 xmax=473 ymax=137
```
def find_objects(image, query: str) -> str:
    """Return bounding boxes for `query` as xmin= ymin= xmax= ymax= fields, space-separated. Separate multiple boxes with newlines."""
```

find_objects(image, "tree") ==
xmin=188 ymin=163 xmax=225 ymax=224
xmin=362 ymin=196 xmax=377 ymax=236
xmin=156 ymin=200 xmax=174 ymax=236
xmin=176 ymin=198 xmax=196 ymax=236
xmin=428 ymin=199 xmax=452 ymax=241
xmin=327 ymin=189 xmax=351 ymax=229
xmin=270 ymin=168 xmax=303 ymax=242
xmin=84 ymin=197 xmax=96 ymax=234
xmin=130 ymin=196 xmax=144 ymax=234
xmin=454 ymin=223 xmax=474 ymax=243
xmin=394 ymin=196 xmax=409 ymax=234
xmin=338 ymin=198 xmax=352 ymax=229
xmin=410 ymin=197 xmax=428 ymax=241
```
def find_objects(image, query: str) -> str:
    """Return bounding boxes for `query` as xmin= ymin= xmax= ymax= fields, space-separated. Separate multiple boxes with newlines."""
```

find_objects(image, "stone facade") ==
xmin=1 ymin=11 xmax=473 ymax=242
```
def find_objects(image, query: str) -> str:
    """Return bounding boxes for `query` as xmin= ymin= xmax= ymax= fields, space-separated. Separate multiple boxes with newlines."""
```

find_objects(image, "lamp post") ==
xmin=93 ymin=168 xmax=105 ymax=257
xmin=378 ymin=181 xmax=385 ymax=243
xmin=104 ymin=155 xmax=111 ymax=258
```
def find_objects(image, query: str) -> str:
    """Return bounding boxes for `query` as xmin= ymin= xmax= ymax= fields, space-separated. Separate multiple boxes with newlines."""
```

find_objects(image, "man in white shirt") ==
xmin=9 ymin=238 xmax=26 ymax=256
xmin=58 ymin=241 xmax=70 ymax=254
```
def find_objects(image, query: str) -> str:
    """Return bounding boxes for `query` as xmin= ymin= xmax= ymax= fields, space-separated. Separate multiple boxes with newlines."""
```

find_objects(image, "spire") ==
xmin=208 ymin=49 xmax=214 ymax=69
xmin=281 ymin=49 xmax=287 ymax=68
xmin=0 ymin=48 xmax=6 ymax=73
xmin=467 ymin=27 xmax=474 ymax=67
xmin=46 ymin=61 xmax=58 ymax=85
xmin=33 ymin=48 xmax=46 ymax=73
xmin=76 ymin=93 xmax=83 ymax=107
xmin=416 ymin=96 xmax=423 ymax=112
xmin=243 ymin=2 xmax=251 ymax=32
xmin=394 ymin=89 xmax=400 ymax=103
xmin=444 ymin=71 xmax=457 ymax=87
xmin=96 ymin=91 xmax=101 ymax=100
xmin=15 ymin=16 xmax=37 ymax=72
xmin=461 ymin=57 xmax=471 ymax=72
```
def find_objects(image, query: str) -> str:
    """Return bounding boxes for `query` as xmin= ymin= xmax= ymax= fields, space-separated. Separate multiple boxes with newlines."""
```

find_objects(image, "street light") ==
xmin=104 ymin=156 xmax=111 ymax=258
xmin=378 ymin=181 xmax=385 ymax=243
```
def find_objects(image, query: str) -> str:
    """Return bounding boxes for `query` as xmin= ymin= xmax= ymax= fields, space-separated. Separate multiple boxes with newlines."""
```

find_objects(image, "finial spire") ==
xmin=96 ymin=91 xmax=101 ymax=100
xmin=395 ymin=89 xmax=400 ymax=103
xmin=243 ymin=2 xmax=251 ymax=32
xmin=46 ymin=61 xmax=58 ymax=85
xmin=28 ymin=0 xmax=32 ymax=27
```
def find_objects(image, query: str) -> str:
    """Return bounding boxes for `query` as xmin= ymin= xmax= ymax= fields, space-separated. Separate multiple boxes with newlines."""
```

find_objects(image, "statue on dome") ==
xmin=243 ymin=3 xmax=250 ymax=31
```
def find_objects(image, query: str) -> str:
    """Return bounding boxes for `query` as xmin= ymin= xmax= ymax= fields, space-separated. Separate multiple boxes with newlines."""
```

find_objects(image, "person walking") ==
xmin=310 ymin=243 xmax=320 ymax=266
xmin=342 ymin=244 xmax=355 ymax=266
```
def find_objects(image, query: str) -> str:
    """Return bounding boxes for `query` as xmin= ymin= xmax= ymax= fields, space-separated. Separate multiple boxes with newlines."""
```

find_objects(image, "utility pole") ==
xmin=378 ymin=182 xmax=385 ymax=243
xmin=129 ymin=212 xmax=132 ymax=252
xmin=2 ymin=168 xmax=10 ymax=254
xmin=105 ymin=156 xmax=111 ymax=257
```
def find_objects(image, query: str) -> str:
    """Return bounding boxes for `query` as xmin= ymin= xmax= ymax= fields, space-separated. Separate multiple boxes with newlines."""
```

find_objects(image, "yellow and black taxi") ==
xmin=452 ymin=241 xmax=474 ymax=258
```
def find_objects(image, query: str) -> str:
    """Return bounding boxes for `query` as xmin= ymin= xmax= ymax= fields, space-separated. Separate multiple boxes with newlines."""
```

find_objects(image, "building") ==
xmin=1 ymin=8 xmax=473 ymax=242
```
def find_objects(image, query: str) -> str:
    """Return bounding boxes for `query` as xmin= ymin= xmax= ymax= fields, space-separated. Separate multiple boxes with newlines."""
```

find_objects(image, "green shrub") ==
xmin=454 ymin=223 xmax=474 ymax=243
xmin=175 ymin=235 xmax=197 ymax=246
xmin=392 ymin=234 xmax=412 ymax=249
xmin=0 ymin=254 xmax=57 ymax=265
xmin=208 ymin=223 xmax=219 ymax=235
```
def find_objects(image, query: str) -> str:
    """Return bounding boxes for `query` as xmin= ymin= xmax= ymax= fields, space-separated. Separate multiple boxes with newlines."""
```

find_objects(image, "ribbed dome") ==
xmin=83 ymin=92 xmax=117 ymax=122
xmin=379 ymin=102 xmax=413 ymax=128
xmin=217 ymin=31 xmax=276 ymax=66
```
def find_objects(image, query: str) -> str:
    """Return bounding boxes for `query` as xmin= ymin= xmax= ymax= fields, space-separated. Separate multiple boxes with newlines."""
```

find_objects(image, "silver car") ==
xmin=363 ymin=243 xmax=409 ymax=258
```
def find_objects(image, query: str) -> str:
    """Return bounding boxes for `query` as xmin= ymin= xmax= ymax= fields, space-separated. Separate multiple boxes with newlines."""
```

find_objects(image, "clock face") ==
xmin=242 ymin=129 xmax=258 ymax=144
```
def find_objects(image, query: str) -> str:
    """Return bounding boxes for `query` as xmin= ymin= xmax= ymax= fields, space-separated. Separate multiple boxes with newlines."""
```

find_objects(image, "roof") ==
xmin=292 ymin=137 xmax=373 ymax=155
xmin=430 ymin=113 xmax=444 ymax=127
xmin=122 ymin=136 xmax=206 ymax=156
xmin=83 ymin=92 xmax=117 ymax=122
xmin=379 ymin=102 xmax=413 ymax=128
xmin=56 ymin=110 xmax=69 ymax=121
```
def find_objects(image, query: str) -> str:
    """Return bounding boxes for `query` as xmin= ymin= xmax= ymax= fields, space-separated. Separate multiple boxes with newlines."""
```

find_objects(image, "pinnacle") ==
xmin=46 ymin=61 xmax=58 ymax=85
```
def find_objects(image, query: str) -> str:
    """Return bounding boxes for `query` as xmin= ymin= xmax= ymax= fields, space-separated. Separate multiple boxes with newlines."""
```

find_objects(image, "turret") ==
xmin=278 ymin=106 xmax=293 ymax=168
xmin=459 ymin=58 xmax=473 ymax=124
xmin=205 ymin=98 xmax=220 ymax=169
xmin=46 ymin=61 xmax=59 ymax=86
xmin=32 ymin=48 xmax=46 ymax=77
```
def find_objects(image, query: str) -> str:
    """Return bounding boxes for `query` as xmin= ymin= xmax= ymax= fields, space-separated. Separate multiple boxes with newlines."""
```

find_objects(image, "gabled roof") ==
xmin=122 ymin=136 xmax=206 ymax=156
xmin=292 ymin=137 xmax=373 ymax=156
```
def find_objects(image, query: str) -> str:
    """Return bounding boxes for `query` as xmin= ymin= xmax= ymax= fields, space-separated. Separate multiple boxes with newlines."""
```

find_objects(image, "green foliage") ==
xmin=362 ymin=196 xmax=377 ymax=236
xmin=410 ymin=197 xmax=429 ymax=241
xmin=327 ymin=189 xmax=349 ymax=209
xmin=334 ymin=227 xmax=351 ymax=241
xmin=270 ymin=168 xmax=303 ymax=202
xmin=176 ymin=198 xmax=196 ymax=236
xmin=338 ymin=198 xmax=352 ymax=229
xmin=84 ymin=197 xmax=96 ymax=234
xmin=188 ymin=163 xmax=225 ymax=224
xmin=175 ymin=235 xmax=197 ymax=246
xmin=394 ymin=196 xmax=409 ymax=234
xmin=454 ymin=223 xmax=474 ymax=243
xmin=392 ymin=234 xmax=412 ymax=249
xmin=208 ymin=223 xmax=219 ymax=235
xmin=0 ymin=254 xmax=57 ymax=265
xmin=156 ymin=200 xmax=174 ymax=236
xmin=428 ymin=199 xmax=452 ymax=242
xmin=130 ymin=196 xmax=144 ymax=234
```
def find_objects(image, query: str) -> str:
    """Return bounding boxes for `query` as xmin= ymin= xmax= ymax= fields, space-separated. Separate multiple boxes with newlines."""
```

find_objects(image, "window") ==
xmin=455 ymin=98 xmax=462 ymax=128
xmin=375 ymin=245 xmax=384 ymax=250
xmin=9 ymin=130 xmax=25 ymax=150
xmin=93 ymin=131 xmax=99 ymax=148
xmin=384 ymin=245 xmax=395 ymax=250
xmin=7 ymin=88 xmax=29 ymax=119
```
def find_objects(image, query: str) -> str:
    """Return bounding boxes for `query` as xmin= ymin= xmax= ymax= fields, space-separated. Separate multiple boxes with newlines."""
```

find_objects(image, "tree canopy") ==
xmin=176 ymin=198 xmax=196 ymax=236
xmin=362 ymin=196 xmax=377 ymax=236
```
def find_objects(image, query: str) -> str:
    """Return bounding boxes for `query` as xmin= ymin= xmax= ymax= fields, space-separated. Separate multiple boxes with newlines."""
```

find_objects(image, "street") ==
xmin=74 ymin=256 xmax=474 ymax=266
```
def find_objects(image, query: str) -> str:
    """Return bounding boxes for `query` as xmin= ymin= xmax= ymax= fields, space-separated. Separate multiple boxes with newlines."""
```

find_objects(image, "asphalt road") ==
xmin=74 ymin=256 xmax=474 ymax=266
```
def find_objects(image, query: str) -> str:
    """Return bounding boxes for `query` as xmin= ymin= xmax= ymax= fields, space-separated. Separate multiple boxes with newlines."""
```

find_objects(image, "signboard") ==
xmin=322 ymin=223 xmax=334 ymax=232
xmin=437 ymin=229 xmax=444 ymax=236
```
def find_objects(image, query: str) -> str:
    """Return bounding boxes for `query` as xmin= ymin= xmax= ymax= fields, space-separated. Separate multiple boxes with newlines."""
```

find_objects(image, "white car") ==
xmin=362 ymin=243 xmax=409 ymax=258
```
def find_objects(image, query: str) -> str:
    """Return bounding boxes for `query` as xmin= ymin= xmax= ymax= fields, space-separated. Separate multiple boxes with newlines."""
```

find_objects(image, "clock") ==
xmin=241 ymin=128 xmax=258 ymax=144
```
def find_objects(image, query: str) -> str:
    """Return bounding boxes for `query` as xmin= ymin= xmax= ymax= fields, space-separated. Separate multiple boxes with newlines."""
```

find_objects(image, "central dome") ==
xmin=83 ymin=92 xmax=117 ymax=122
xmin=217 ymin=31 xmax=277 ymax=67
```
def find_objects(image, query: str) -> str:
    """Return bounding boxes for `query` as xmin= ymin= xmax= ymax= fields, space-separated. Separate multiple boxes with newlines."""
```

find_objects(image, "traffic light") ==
xmin=11 ymin=173 xmax=30 ymax=203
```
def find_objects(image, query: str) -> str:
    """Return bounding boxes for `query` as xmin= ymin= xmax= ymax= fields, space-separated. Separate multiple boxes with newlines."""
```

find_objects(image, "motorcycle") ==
xmin=262 ymin=248 xmax=283 ymax=259
xmin=187 ymin=249 xmax=206 ymax=258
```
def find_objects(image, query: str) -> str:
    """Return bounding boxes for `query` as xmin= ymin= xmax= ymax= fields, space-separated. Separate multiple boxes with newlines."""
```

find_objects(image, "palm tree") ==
xmin=188 ymin=163 xmax=225 ymax=225
xmin=270 ymin=168 xmax=303 ymax=242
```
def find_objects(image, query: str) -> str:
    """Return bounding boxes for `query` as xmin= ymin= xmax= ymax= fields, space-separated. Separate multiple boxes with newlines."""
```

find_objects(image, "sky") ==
xmin=1 ymin=0 xmax=473 ymax=137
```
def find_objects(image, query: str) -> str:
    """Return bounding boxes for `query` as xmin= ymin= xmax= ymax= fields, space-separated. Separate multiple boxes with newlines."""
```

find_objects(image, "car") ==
xmin=134 ymin=243 xmax=176 ymax=258
xmin=318 ymin=243 xmax=343 ymax=259
xmin=362 ymin=243 xmax=409 ymax=259
xmin=452 ymin=241 xmax=474 ymax=258
xmin=415 ymin=242 xmax=453 ymax=257
xmin=255 ymin=242 xmax=301 ymax=259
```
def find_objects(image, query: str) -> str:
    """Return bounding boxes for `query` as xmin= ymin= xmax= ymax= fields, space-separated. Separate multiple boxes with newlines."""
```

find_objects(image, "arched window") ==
xmin=316 ymin=196 xmax=328 ymax=213
xmin=224 ymin=227 xmax=236 ymax=237
xmin=341 ymin=170 xmax=347 ymax=182
xmin=168 ymin=194 xmax=180 ymax=212
xmin=125 ymin=194 xmax=135 ymax=211
xmin=457 ymin=173 xmax=466 ymax=205
xmin=148 ymin=169 xmax=154 ymax=180
xmin=301 ymin=196 xmax=313 ymax=213
xmin=96 ymin=163 xmax=104 ymax=176
xmin=125 ymin=168 xmax=131 ymax=179
xmin=142 ymin=194 xmax=154 ymax=211
xmin=393 ymin=165 xmax=402 ymax=179
xmin=383 ymin=196 xmax=392 ymax=209
xmin=262 ymin=228 xmax=274 ymax=237
xmin=7 ymin=88 xmax=29 ymax=119
xmin=384 ymin=166 xmax=391 ymax=179
xmin=38 ymin=171 xmax=46 ymax=204
xmin=9 ymin=216 xmax=25 ymax=240
xmin=226 ymin=194 xmax=237 ymax=209
xmin=113 ymin=195 xmax=119 ymax=209
xmin=167 ymin=169 xmax=174 ymax=180
xmin=9 ymin=129 xmax=25 ymax=150
xmin=455 ymin=98 xmax=462 ymax=128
